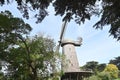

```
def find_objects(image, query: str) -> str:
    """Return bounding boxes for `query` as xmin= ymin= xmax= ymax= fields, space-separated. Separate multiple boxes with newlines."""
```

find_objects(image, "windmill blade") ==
xmin=59 ymin=20 xmax=68 ymax=43
xmin=56 ymin=20 xmax=68 ymax=53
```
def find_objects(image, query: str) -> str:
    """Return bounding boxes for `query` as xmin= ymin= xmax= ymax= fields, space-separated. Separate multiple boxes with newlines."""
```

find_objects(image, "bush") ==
xmin=104 ymin=64 xmax=119 ymax=79
xmin=98 ymin=72 xmax=111 ymax=80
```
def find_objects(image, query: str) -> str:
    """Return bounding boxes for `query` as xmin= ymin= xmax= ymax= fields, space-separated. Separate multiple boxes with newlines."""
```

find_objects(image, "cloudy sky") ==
xmin=0 ymin=2 xmax=120 ymax=66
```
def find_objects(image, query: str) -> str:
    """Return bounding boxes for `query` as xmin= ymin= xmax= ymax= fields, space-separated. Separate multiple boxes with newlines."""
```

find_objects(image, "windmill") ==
xmin=56 ymin=20 xmax=88 ymax=80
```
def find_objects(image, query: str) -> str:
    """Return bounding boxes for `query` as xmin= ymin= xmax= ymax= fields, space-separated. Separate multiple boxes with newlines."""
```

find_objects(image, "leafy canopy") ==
xmin=0 ymin=0 xmax=120 ymax=40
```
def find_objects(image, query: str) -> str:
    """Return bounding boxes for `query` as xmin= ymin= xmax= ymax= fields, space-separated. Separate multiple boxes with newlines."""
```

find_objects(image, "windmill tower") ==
xmin=61 ymin=38 xmax=82 ymax=72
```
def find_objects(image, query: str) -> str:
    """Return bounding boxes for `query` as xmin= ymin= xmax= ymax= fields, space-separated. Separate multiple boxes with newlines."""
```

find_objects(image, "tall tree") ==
xmin=5 ymin=36 xmax=60 ymax=80
xmin=0 ymin=10 xmax=32 ymax=79
xmin=0 ymin=11 xmax=61 ymax=80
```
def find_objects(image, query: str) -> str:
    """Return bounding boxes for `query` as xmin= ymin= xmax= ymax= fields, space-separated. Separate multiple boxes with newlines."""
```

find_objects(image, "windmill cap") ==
xmin=61 ymin=39 xmax=82 ymax=47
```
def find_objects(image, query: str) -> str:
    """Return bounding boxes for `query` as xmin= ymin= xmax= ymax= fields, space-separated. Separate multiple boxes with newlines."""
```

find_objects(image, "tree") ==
xmin=0 ymin=11 xmax=61 ymax=80
xmin=109 ymin=56 xmax=120 ymax=70
xmin=104 ymin=64 xmax=119 ymax=79
xmin=82 ymin=61 xmax=106 ymax=74
xmin=82 ymin=61 xmax=99 ymax=74
xmin=5 ymin=36 xmax=60 ymax=80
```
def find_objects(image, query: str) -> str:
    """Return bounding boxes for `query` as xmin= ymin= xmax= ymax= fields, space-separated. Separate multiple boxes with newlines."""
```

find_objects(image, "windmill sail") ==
xmin=56 ymin=20 xmax=68 ymax=53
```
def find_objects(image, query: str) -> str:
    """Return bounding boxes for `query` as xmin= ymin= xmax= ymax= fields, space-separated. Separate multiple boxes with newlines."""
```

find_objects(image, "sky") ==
xmin=0 ymin=2 xmax=120 ymax=66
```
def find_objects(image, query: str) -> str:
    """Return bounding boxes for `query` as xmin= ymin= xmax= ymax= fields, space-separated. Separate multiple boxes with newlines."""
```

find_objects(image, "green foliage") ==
xmin=1 ymin=0 xmax=53 ymax=23
xmin=104 ymin=64 xmax=119 ymax=79
xmin=114 ymin=78 xmax=120 ymax=80
xmin=82 ymin=61 xmax=106 ymax=74
xmin=0 ymin=0 xmax=99 ymax=24
xmin=87 ymin=72 xmax=112 ymax=80
xmin=109 ymin=56 xmax=120 ymax=70
xmin=87 ymin=75 xmax=101 ymax=80
xmin=53 ymin=0 xmax=99 ymax=24
xmin=0 ymin=10 xmax=31 ymax=80
xmin=82 ymin=61 xmax=98 ymax=72
xmin=0 ymin=10 xmax=32 ymax=52
xmin=97 ymin=63 xmax=106 ymax=72
xmin=83 ymin=61 xmax=120 ymax=80
xmin=87 ymin=71 xmax=120 ymax=80
xmin=1 ymin=0 xmax=120 ymax=40
xmin=98 ymin=72 xmax=111 ymax=80
xmin=94 ymin=0 xmax=120 ymax=40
